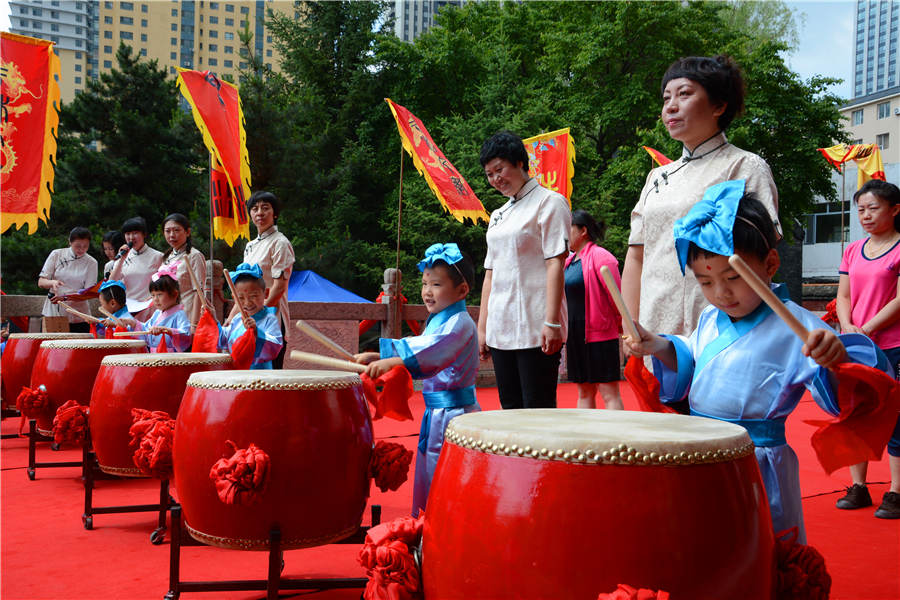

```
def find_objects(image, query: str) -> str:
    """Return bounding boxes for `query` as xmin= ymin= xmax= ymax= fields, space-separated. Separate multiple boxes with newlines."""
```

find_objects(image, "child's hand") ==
xmin=118 ymin=318 xmax=136 ymax=329
xmin=148 ymin=326 xmax=171 ymax=336
xmin=365 ymin=358 xmax=398 ymax=379
xmin=622 ymin=321 xmax=668 ymax=357
xmin=354 ymin=352 xmax=380 ymax=365
xmin=241 ymin=315 xmax=257 ymax=332
xmin=803 ymin=328 xmax=847 ymax=369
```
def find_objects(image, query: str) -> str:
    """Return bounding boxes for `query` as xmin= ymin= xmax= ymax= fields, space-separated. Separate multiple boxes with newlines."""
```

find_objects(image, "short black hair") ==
xmin=102 ymin=230 xmax=125 ymax=250
xmin=69 ymin=226 xmax=91 ymax=242
xmin=233 ymin=273 xmax=266 ymax=290
xmin=479 ymin=131 xmax=529 ymax=171
xmin=661 ymin=55 xmax=745 ymax=130
xmin=246 ymin=190 xmax=281 ymax=218
xmin=571 ymin=209 xmax=605 ymax=243
xmin=121 ymin=217 xmax=148 ymax=235
xmin=100 ymin=284 xmax=126 ymax=306
xmin=854 ymin=179 xmax=900 ymax=234
xmin=429 ymin=251 xmax=474 ymax=291
xmin=686 ymin=193 xmax=777 ymax=266
xmin=148 ymin=274 xmax=180 ymax=300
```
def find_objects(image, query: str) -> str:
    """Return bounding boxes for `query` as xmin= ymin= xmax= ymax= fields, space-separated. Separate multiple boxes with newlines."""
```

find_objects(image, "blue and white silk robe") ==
xmin=95 ymin=306 xmax=132 ymax=338
xmin=652 ymin=284 xmax=888 ymax=543
xmin=379 ymin=299 xmax=481 ymax=516
xmin=218 ymin=307 xmax=283 ymax=369
xmin=134 ymin=305 xmax=192 ymax=353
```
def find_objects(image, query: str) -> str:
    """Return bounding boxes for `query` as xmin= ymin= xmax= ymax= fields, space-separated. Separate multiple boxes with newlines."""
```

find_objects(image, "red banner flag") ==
xmin=176 ymin=69 xmax=250 ymax=245
xmin=1 ymin=32 xmax=61 ymax=234
xmin=642 ymin=146 xmax=673 ymax=167
xmin=523 ymin=128 xmax=575 ymax=204
xmin=818 ymin=143 xmax=886 ymax=189
xmin=385 ymin=98 xmax=488 ymax=224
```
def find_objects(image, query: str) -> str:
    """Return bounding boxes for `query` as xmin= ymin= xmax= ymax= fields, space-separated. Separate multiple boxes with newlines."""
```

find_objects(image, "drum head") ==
xmin=187 ymin=369 xmax=362 ymax=391
xmin=8 ymin=332 xmax=92 ymax=340
xmin=38 ymin=339 xmax=147 ymax=350
xmin=100 ymin=352 xmax=233 ymax=367
xmin=446 ymin=409 xmax=753 ymax=466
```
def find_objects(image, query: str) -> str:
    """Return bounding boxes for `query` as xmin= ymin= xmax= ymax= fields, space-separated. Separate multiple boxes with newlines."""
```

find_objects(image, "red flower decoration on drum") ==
xmin=52 ymin=399 xmax=89 ymax=446
xmin=597 ymin=584 xmax=670 ymax=600
xmin=369 ymin=440 xmax=413 ymax=493
xmin=128 ymin=408 xmax=175 ymax=479
xmin=209 ymin=440 xmax=270 ymax=506
xmin=775 ymin=527 xmax=831 ymax=600
xmin=358 ymin=513 xmax=424 ymax=600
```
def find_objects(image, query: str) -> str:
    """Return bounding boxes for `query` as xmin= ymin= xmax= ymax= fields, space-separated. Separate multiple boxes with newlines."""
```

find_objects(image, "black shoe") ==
xmin=836 ymin=483 xmax=873 ymax=509
xmin=874 ymin=491 xmax=900 ymax=519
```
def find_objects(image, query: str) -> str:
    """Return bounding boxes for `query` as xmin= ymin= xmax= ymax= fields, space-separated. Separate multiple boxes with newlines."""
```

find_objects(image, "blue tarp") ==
xmin=287 ymin=270 xmax=371 ymax=303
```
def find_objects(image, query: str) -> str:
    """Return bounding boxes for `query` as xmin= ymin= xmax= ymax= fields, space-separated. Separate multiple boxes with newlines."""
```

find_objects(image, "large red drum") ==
xmin=423 ymin=409 xmax=775 ymax=600
xmin=173 ymin=370 xmax=374 ymax=550
xmin=89 ymin=353 xmax=233 ymax=476
xmin=29 ymin=339 xmax=147 ymax=436
xmin=1 ymin=333 xmax=92 ymax=409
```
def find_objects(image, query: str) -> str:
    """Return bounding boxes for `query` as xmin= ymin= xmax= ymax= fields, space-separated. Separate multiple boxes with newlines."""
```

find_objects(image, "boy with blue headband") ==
xmin=624 ymin=179 xmax=890 ymax=543
xmin=355 ymin=243 xmax=481 ymax=515
xmin=96 ymin=279 xmax=131 ymax=337
xmin=219 ymin=263 xmax=283 ymax=369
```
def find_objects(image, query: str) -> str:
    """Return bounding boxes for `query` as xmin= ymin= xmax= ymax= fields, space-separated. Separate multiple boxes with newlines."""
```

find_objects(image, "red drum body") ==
xmin=423 ymin=410 xmax=775 ymax=600
xmin=89 ymin=353 xmax=233 ymax=476
xmin=173 ymin=370 xmax=374 ymax=550
xmin=30 ymin=339 xmax=147 ymax=436
xmin=0 ymin=333 xmax=91 ymax=409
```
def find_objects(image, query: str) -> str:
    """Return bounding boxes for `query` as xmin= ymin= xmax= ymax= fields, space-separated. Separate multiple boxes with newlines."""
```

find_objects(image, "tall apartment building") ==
xmin=389 ymin=0 xmax=464 ymax=42
xmin=7 ymin=0 xmax=294 ymax=104
xmin=852 ymin=0 xmax=899 ymax=97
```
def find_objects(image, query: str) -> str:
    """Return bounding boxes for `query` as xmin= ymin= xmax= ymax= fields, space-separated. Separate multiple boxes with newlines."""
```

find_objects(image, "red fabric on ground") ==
xmin=2 ymin=384 xmax=898 ymax=599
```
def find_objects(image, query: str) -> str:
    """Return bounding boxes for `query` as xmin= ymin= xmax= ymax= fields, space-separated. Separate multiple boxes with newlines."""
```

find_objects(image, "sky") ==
xmin=0 ymin=0 xmax=856 ymax=99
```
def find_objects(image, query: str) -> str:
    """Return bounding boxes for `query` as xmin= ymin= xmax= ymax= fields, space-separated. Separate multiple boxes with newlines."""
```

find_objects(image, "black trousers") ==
xmin=273 ymin=320 xmax=287 ymax=369
xmin=69 ymin=322 xmax=90 ymax=333
xmin=490 ymin=346 xmax=561 ymax=409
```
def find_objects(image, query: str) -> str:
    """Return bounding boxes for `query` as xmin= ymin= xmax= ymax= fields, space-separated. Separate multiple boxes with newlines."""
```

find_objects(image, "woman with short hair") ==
xmin=109 ymin=216 xmax=164 ymax=320
xmin=38 ymin=227 xmax=99 ymax=333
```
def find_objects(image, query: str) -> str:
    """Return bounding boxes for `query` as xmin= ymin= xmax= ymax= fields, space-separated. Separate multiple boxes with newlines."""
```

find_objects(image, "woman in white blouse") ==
xmin=477 ymin=131 xmax=571 ymax=409
xmin=109 ymin=216 xmax=164 ymax=320
xmin=38 ymin=227 xmax=98 ymax=333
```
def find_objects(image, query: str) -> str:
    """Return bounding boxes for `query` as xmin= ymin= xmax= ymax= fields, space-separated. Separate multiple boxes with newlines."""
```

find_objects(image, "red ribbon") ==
xmin=209 ymin=440 xmax=270 ymax=505
xmin=191 ymin=308 xmax=219 ymax=353
xmin=361 ymin=365 xmax=414 ymax=422
xmin=229 ymin=327 xmax=256 ymax=370
xmin=128 ymin=409 xmax=175 ymax=479
xmin=369 ymin=441 xmax=413 ymax=493
xmin=358 ymin=513 xmax=424 ymax=600
xmin=52 ymin=399 xmax=89 ymax=446
xmin=623 ymin=355 xmax=678 ymax=414
xmin=774 ymin=527 xmax=831 ymax=600
xmin=16 ymin=385 xmax=49 ymax=433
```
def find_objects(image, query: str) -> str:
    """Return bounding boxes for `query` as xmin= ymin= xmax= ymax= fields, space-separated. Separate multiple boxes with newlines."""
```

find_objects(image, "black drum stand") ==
xmin=26 ymin=419 xmax=85 ymax=480
xmin=163 ymin=503 xmax=382 ymax=600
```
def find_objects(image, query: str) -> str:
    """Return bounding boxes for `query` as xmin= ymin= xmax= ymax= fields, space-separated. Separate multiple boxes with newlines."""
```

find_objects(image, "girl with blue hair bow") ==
xmin=355 ymin=243 xmax=481 ymax=515
xmin=624 ymin=179 xmax=889 ymax=544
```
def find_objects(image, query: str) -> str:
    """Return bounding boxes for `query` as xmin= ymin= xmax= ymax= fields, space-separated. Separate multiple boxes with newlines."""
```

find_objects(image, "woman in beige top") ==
xmin=160 ymin=213 xmax=207 ymax=329
xmin=38 ymin=226 xmax=98 ymax=333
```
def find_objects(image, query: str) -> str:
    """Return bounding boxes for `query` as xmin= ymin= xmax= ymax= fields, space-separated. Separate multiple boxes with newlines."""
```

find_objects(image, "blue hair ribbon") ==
xmin=673 ymin=179 xmax=746 ymax=274
xmin=417 ymin=243 xmax=463 ymax=273
xmin=230 ymin=262 xmax=264 ymax=281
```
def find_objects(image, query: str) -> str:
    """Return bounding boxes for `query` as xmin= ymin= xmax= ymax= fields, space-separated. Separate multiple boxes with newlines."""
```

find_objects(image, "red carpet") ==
xmin=2 ymin=383 xmax=898 ymax=600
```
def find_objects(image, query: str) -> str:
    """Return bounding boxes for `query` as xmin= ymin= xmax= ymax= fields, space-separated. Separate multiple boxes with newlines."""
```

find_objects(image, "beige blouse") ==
xmin=39 ymin=247 xmax=98 ymax=322
xmin=162 ymin=246 xmax=207 ymax=327
xmin=629 ymin=133 xmax=780 ymax=336
xmin=243 ymin=225 xmax=295 ymax=337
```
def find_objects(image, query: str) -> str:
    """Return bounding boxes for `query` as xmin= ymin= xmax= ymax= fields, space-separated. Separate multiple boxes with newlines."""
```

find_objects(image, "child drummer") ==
xmin=96 ymin=280 xmax=132 ymax=337
xmin=624 ymin=179 xmax=890 ymax=544
xmin=355 ymin=243 xmax=481 ymax=515
xmin=218 ymin=263 xmax=283 ymax=369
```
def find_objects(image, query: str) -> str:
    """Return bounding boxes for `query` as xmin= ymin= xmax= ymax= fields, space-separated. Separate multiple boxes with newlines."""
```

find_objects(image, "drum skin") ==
xmin=29 ymin=339 xmax=147 ymax=436
xmin=173 ymin=370 xmax=374 ymax=550
xmin=89 ymin=353 xmax=233 ymax=476
xmin=422 ymin=410 xmax=775 ymax=600
xmin=0 ymin=333 xmax=91 ymax=409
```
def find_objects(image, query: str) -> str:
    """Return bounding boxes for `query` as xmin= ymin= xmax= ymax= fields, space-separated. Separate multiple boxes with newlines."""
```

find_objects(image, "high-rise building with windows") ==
xmin=389 ymin=0 xmax=465 ymax=42
xmin=852 ymin=0 xmax=899 ymax=98
xmin=7 ymin=0 xmax=294 ymax=104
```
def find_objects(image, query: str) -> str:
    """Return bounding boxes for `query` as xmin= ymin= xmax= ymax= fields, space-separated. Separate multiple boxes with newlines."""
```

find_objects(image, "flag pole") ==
xmin=394 ymin=145 xmax=404 ymax=337
xmin=840 ymin=168 xmax=846 ymax=254
xmin=208 ymin=153 xmax=215 ymax=311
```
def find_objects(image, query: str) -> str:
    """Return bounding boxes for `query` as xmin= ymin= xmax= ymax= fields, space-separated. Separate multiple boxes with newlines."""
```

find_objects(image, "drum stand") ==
xmin=81 ymin=444 xmax=173 ymax=545
xmin=163 ymin=503 xmax=382 ymax=600
xmin=26 ymin=419 xmax=85 ymax=480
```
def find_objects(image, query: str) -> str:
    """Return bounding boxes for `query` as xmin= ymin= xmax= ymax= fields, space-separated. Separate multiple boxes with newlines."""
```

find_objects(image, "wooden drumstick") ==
xmin=58 ymin=301 xmax=103 ymax=324
xmin=182 ymin=255 xmax=212 ymax=314
xmin=289 ymin=350 xmax=366 ymax=374
xmin=114 ymin=331 xmax=155 ymax=337
xmin=295 ymin=319 xmax=355 ymax=360
xmin=728 ymin=255 xmax=809 ymax=341
xmin=98 ymin=306 xmax=122 ymax=327
xmin=222 ymin=269 xmax=250 ymax=323
xmin=599 ymin=265 xmax=641 ymax=341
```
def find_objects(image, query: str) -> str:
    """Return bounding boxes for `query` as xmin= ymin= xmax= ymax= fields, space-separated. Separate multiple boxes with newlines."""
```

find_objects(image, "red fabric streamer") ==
xmin=804 ymin=362 xmax=900 ymax=474
xmin=230 ymin=327 xmax=256 ymax=369
xmin=52 ymin=399 xmax=89 ymax=446
xmin=623 ymin=356 xmax=678 ymax=414
xmin=359 ymin=292 xmax=422 ymax=336
xmin=822 ymin=299 xmax=839 ymax=326
xmin=369 ymin=441 xmax=413 ymax=492
xmin=104 ymin=325 xmax=115 ymax=339
xmin=358 ymin=513 xmax=424 ymax=600
xmin=192 ymin=308 xmax=220 ymax=353
xmin=597 ymin=584 xmax=670 ymax=600
xmin=774 ymin=527 xmax=831 ymax=600
xmin=128 ymin=408 xmax=175 ymax=479
xmin=361 ymin=365 xmax=414 ymax=422
xmin=89 ymin=323 xmax=98 ymax=339
xmin=155 ymin=332 xmax=168 ymax=353
xmin=209 ymin=440 xmax=270 ymax=505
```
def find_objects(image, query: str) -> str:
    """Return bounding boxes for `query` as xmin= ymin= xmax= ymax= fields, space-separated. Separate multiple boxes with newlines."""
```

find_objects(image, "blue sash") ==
xmin=418 ymin=386 xmax=476 ymax=453
xmin=691 ymin=408 xmax=786 ymax=447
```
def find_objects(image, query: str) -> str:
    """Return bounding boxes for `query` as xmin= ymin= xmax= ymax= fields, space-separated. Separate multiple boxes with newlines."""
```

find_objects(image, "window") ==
xmin=76 ymin=27 xmax=82 ymax=35
xmin=141 ymin=19 xmax=147 ymax=27
xmin=32 ymin=7 xmax=41 ymax=16
xmin=266 ymin=49 xmax=272 ymax=57
xmin=209 ymin=16 xmax=218 ymax=24
xmin=224 ymin=59 xmax=233 ymax=68
xmin=51 ymin=24 xmax=59 ymax=32
xmin=224 ymin=46 xmax=233 ymax=54
xmin=76 ymin=39 xmax=82 ymax=47
xmin=51 ymin=10 xmax=59 ymax=18
xmin=120 ymin=31 xmax=134 ymax=40
xmin=209 ymin=43 xmax=218 ymax=52
xmin=172 ymin=9 xmax=178 ymax=16
xmin=141 ymin=34 xmax=147 ymax=42
xmin=32 ymin=22 xmax=42 ymax=30
xmin=852 ymin=108 xmax=864 ymax=125
xmin=240 ymin=20 xmax=247 ymax=27
xmin=19 ymin=18 xmax=28 ymax=27
xmin=75 ymin=76 xmax=82 ymax=84
xmin=209 ymin=30 xmax=218 ymax=38
xmin=105 ymin=16 xmax=112 ymax=24
xmin=225 ymin=18 xmax=233 ymax=26
xmin=171 ymin=52 xmax=176 ymax=60
xmin=140 ymin=49 xmax=147 ymax=56
xmin=104 ymin=45 xmax=112 ymax=53
xmin=210 ymin=2 xmax=219 ymax=8
xmin=803 ymin=201 xmax=851 ymax=244
xmin=76 ymin=52 xmax=82 ymax=59
xmin=75 ymin=64 xmax=82 ymax=72
xmin=225 ymin=4 xmax=234 ymax=12
xmin=121 ymin=16 xmax=133 ymax=25
xmin=104 ymin=60 xmax=112 ymax=69
xmin=876 ymin=133 xmax=890 ymax=150
xmin=172 ymin=23 xmax=178 ymax=31
xmin=239 ymin=61 xmax=248 ymax=69
xmin=240 ymin=6 xmax=249 ymax=13
xmin=224 ymin=32 xmax=234 ymax=40
xmin=142 ymin=4 xmax=148 ymax=12
xmin=104 ymin=1 xmax=113 ymax=8
xmin=266 ymin=35 xmax=271 ymax=43
xmin=850 ymin=138 xmax=863 ymax=145
xmin=878 ymin=101 xmax=891 ymax=118
xmin=171 ymin=37 xmax=177 ymax=45
xmin=208 ymin=58 xmax=218 ymax=66
xmin=121 ymin=2 xmax=134 ymax=10
xmin=104 ymin=31 xmax=112 ymax=39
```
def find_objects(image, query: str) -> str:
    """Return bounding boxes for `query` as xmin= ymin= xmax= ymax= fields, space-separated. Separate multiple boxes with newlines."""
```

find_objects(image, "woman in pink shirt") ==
xmin=836 ymin=179 xmax=900 ymax=519
xmin=564 ymin=210 xmax=623 ymax=409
